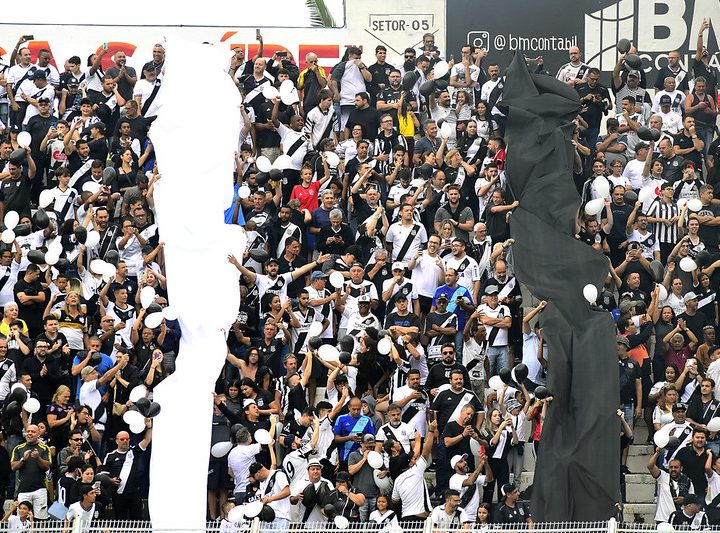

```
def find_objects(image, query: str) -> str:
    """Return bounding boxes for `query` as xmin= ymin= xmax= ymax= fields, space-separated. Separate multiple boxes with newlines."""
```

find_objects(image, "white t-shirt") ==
xmin=79 ymin=379 xmax=106 ymax=428
xmin=477 ymin=303 xmax=510 ymax=347
xmin=521 ymin=332 xmax=546 ymax=385
xmin=622 ymin=159 xmax=646 ymax=190
xmin=255 ymin=272 xmax=293 ymax=304
xmin=66 ymin=502 xmax=98 ymax=530
xmin=132 ymin=78 xmax=162 ymax=117
xmin=6 ymin=515 xmax=31 ymax=533
xmin=227 ymin=443 xmax=262 ymax=493
xmin=258 ymin=469 xmax=291 ymax=520
xmin=339 ymin=61 xmax=367 ymax=106
xmin=449 ymin=472 xmax=487 ymax=522
xmin=444 ymin=254 xmax=480 ymax=295
xmin=0 ymin=260 xmax=20 ymax=307
xmin=430 ymin=504 xmax=464 ymax=528
xmin=291 ymin=476 xmax=333 ymax=525
xmin=655 ymin=469 xmax=695 ymax=522
xmin=410 ymin=252 xmax=442 ymax=298
xmin=385 ymin=222 xmax=427 ymax=265
xmin=392 ymin=455 xmax=432 ymax=518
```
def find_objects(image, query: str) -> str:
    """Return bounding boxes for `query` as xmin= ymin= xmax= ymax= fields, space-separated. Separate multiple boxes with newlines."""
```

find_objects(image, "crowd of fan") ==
xmin=1 ymin=17 xmax=720 ymax=532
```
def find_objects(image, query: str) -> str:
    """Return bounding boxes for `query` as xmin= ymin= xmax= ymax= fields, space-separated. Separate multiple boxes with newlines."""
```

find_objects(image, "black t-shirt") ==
xmin=430 ymin=387 xmax=482 ymax=429
xmin=14 ymin=278 xmax=46 ymax=329
xmin=678 ymin=310 xmax=710 ymax=346
xmin=255 ymin=101 xmax=281 ymax=149
xmin=601 ymin=202 xmax=634 ymax=242
xmin=384 ymin=311 xmax=422 ymax=331
xmin=696 ymin=203 xmax=720 ymax=249
xmin=494 ymin=501 xmax=532 ymax=524
xmin=0 ymin=175 xmax=32 ymax=216
xmin=619 ymin=357 xmax=640 ymax=404
xmin=578 ymin=227 xmax=608 ymax=248
xmin=87 ymin=137 xmax=109 ymax=162
xmin=346 ymin=106 xmax=381 ymax=141
xmin=576 ymin=84 xmax=610 ymax=128
xmin=442 ymin=420 xmax=476 ymax=470
xmin=277 ymin=255 xmax=308 ymax=299
xmin=693 ymin=59 xmax=719 ymax=96
xmin=105 ymin=65 xmax=138 ymax=101
xmin=367 ymin=63 xmax=392 ymax=99
xmin=26 ymin=114 xmax=55 ymax=155
xmin=674 ymin=133 xmax=704 ymax=170
xmin=659 ymin=154 xmax=685 ymax=183
xmin=12 ymin=441 xmax=50 ymax=492
xmin=675 ymin=445 xmax=709 ymax=496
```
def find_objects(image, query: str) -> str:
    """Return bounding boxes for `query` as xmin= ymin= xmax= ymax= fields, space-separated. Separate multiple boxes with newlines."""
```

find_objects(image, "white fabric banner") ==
xmin=147 ymin=37 xmax=243 ymax=531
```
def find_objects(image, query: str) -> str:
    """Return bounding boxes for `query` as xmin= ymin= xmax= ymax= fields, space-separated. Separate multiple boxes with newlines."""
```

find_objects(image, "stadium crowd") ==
xmin=1 ymin=17 xmax=720 ymax=531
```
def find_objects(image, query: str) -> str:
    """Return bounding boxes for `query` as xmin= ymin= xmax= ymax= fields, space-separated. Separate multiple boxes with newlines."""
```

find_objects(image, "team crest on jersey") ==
xmin=411 ymin=229 xmax=417 ymax=236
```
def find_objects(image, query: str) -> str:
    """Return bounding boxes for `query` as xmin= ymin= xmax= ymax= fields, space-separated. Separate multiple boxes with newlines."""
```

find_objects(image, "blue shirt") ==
xmin=333 ymin=413 xmax=375 ymax=461
xmin=224 ymin=184 xmax=246 ymax=225
xmin=432 ymin=284 xmax=473 ymax=330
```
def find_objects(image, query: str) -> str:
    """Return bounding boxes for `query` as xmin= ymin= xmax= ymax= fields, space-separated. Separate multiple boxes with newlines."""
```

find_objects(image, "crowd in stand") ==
xmin=1 ymin=16 xmax=720 ymax=531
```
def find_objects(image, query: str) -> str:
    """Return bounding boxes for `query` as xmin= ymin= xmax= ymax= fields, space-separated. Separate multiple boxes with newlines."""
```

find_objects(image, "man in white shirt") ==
xmin=652 ymin=77 xmax=685 ymax=114
xmin=248 ymin=462 xmax=291 ymax=529
xmin=65 ymin=484 xmax=100 ymax=531
xmin=450 ymin=45 xmax=480 ymax=105
xmin=647 ymin=446 xmax=695 ymax=523
xmin=444 ymin=239 xmax=481 ymax=303
xmin=385 ymin=204 xmax=428 ymax=266
xmin=6 ymin=47 xmax=36 ymax=127
xmin=289 ymin=458 xmax=334 ymax=526
xmin=622 ymin=142 xmax=651 ymax=190
xmin=0 ymin=243 xmax=21 ymax=308
xmin=556 ymin=46 xmax=590 ymax=86
xmin=227 ymin=427 xmax=262 ymax=503
xmin=429 ymin=488 xmax=464 ymax=529
xmin=132 ymin=63 xmax=162 ymax=119
xmin=477 ymin=285 xmax=511 ymax=376
xmin=331 ymin=47 xmax=371 ymax=131
xmin=392 ymin=420 xmax=436 ymax=523
xmin=656 ymin=95 xmax=684 ymax=134
xmin=448 ymin=453 xmax=492 ymax=524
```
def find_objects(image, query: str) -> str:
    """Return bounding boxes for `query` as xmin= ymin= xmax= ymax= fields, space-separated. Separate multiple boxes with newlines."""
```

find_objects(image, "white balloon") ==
xmin=17 ymin=132 xmax=31 ymax=149
xmin=433 ymin=60 xmax=449 ymax=79
xmin=308 ymin=321 xmax=323 ymax=338
xmin=334 ymin=516 xmax=350 ymax=530
xmin=488 ymin=375 xmax=504 ymax=390
xmin=144 ymin=312 xmax=164 ymax=329
xmin=254 ymin=428 xmax=272 ymax=445
xmin=329 ymin=271 xmax=345 ymax=289
xmin=1 ymin=230 xmax=15 ymax=244
xmin=653 ymin=430 xmax=670 ymax=448
xmin=593 ymin=176 xmax=610 ymax=199
xmin=280 ymin=81 xmax=299 ymax=106
xmin=410 ymin=178 xmax=426 ymax=188
xmin=162 ymin=306 xmax=179 ymax=321
xmin=688 ymin=198 xmax=703 ymax=212
xmin=11 ymin=383 xmax=26 ymax=393
xmin=49 ymin=238 xmax=63 ymax=255
xmin=373 ymin=469 xmax=393 ymax=492
xmin=325 ymin=151 xmax=340 ymax=168
xmin=89 ymin=259 xmax=107 ymax=275
xmin=273 ymin=154 xmax=292 ymax=171
xmin=677 ymin=198 xmax=688 ymax=209
xmin=227 ymin=505 xmax=246 ymax=523
xmin=584 ymin=198 xmax=605 ymax=216
xmin=255 ymin=155 xmax=272 ymax=172
xmin=378 ymin=337 xmax=392 ymax=355
xmin=129 ymin=385 xmax=148 ymax=403
xmin=262 ymin=84 xmax=280 ymax=101
xmin=39 ymin=190 xmax=55 ymax=209
xmin=657 ymin=523 xmax=675 ymax=533
xmin=470 ymin=437 xmax=481 ymax=456
xmin=44 ymin=249 xmax=59 ymax=266
xmin=638 ymin=187 xmax=654 ymax=204
xmin=440 ymin=122 xmax=454 ymax=139
xmin=679 ymin=257 xmax=698 ymax=272
xmin=123 ymin=409 xmax=145 ymax=427
xmin=367 ymin=451 xmax=384 ymax=469
xmin=244 ymin=500 xmax=263 ymax=518
xmin=657 ymin=283 xmax=668 ymax=302
xmin=238 ymin=185 xmax=251 ymax=199
xmin=140 ymin=286 xmax=157 ymax=309
xmin=82 ymin=181 xmax=101 ymax=194
xmin=210 ymin=441 xmax=232 ymax=457
xmin=582 ymin=284 xmax=598 ymax=304
xmin=85 ymin=231 xmax=100 ymax=249
xmin=279 ymin=79 xmax=295 ymax=97
xmin=3 ymin=211 xmax=19 ymax=230
xmin=129 ymin=420 xmax=147 ymax=434
xmin=318 ymin=344 xmax=339 ymax=362
xmin=22 ymin=398 xmax=40 ymax=414
xmin=708 ymin=418 xmax=720 ymax=432
xmin=103 ymin=263 xmax=117 ymax=278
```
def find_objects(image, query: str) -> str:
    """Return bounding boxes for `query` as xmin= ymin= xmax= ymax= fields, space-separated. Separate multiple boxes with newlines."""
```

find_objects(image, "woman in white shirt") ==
xmin=369 ymin=495 xmax=400 ymax=531
xmin=653 ymin=384 xmax=678 ymax=430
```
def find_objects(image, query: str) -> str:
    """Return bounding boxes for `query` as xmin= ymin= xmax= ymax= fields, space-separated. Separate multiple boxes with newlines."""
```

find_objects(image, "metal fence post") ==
xmin=250 ymin=516 xmax=261 ymax=533
xmin=71 ymin=517 xmax=82 ymax=533
xmin=423 ymin=516 xmax=433 ymax=533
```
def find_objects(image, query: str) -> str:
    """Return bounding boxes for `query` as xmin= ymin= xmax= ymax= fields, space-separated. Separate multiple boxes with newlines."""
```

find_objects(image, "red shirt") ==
xmin=290 ymin=182 xmax=322 ymax=212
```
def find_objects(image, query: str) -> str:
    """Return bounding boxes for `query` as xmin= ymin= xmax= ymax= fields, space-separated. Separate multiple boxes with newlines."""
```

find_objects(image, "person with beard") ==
xmin=375 ymin=403 xmax=421 ymax=457
xmin=449 ymin=452 xmax=493 ymax=525
xmin=442 ymin=151 xmax=478 ymax=220
xmin=391 ymin=419 xmax=437 ymax=525
xmin=373 ymin=113 xmax=407 ymax=176
xmin=434 ymin=184 xmax=475 ymax=244
xmin=481 ymin=188 xmax=517 ymax=245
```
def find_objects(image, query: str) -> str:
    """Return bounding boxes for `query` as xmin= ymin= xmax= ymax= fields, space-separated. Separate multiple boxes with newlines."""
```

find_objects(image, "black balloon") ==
xmin=624 ymin=54 xmax=642 ymax=69
xmin=255 ymin=172 xmax=269 ymax=186
xmin=339 ymin=351 xmax=352 ymax=365
xmin=258 ymin=505 xmax=275 ymax=522
xmin=378 ymin=329 xmax=389 ymax=339
xmin=649 ymin=260 xmax=665 ymax=283
xmin=145 ymin=402 xmax=161 ymax=418
xmin=435 ymin=79 xmax=448 ymax=90
xmin=667 ymin=436 xmax=680 ymax=449
xmin=27 ymin=250 xmax=45 ymax=265
xmin=617 ymin=39 xmax=631 ymax=54
xmin=302 ymin=484 xmax=317 ymax=509
xmin=650 ymin=128 xmax=661 ymax=142
xmin=419 ymin=163 xmax=434 ymax=179
xmin=9 ymin=149 xmax=26 ymax=165
xmin=90 ymin=352 xmax=102 ymax=365
xmin=102 ymin=167 xmax=117 ymax=185
xmin=32 ymin=209 xmax=50 ymax=230
xmin=696 ymin=250 xmax=712 ymax=268
xmin=248 ymin=248 xmax=269 ymax=263
xmin=636 ymin=126 xmax=653 ymax=141
xmin=146 ymin=303 xmax=162 ymax=315
xmin=499 ymin=367 xmax=512 ymax=384
xmin=3 ymin=400 xmax=20 ymax=418
xmin=135 ymin=397 xmax=151 ymax=414
xmin=74 ymin=226 xmax=88 ymax=245
xmin=55 ymin=258 xmax=70 ymax=273
xmin=534 ymin=386 xmax=548 ymax=400
xmin=624 ymin=190 xmax=638 ymax=204
xmin=323 ymin=503 xmax=337 ymax=519
xmin=14 ymin=224 xmax=31 ymax=237
xmin=338 ymin=335 xmax=355 ymax=353
xmin=268 ymin=168 xmax=282 ymax=181
xmin=308 ymin=336 xmax=322 ymax=350
xmin=105 ymin=250 xmax=119 ymax=266
xmin=419 ymin=80 xmax=435 ymax=97
xmin=401 ymin=71 xmax=418 ymax=92
xmin=513 ymin=363 xmax=529 ymax=383
xmin=10 ymin=387 xmax=27 ymax=405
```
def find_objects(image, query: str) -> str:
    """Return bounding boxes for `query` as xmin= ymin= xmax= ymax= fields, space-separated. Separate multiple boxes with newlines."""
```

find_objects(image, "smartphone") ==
xmin=24 ymin=35 xmax=34 ymax=41
xmin=256 ymin=29 xmax=261 ymax=39
xmin=277 ymin=51 xmax=287 ymax=59
xmin=103 ymin=43 xmax=109 ymax=51
xmin=92 ymin=481 xmax=100 ymax=490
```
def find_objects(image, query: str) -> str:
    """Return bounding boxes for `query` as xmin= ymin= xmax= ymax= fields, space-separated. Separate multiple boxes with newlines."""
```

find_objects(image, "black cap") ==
xmin=436 ymin=293 xmax=449 ymax=301
xmin=672 ymin=403 xmax=687 ymax=412
xmin=248 ymin=462 xmax=264 ymax=476
xmin=142 ymin=62 xmax=156 ymax=72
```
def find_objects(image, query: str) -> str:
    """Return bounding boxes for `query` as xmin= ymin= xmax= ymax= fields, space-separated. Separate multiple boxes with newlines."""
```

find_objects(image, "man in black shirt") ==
xmin=1 ymin=155 xmax=35 ymax=217
xmin=14 ymin=265 xmax=46 ymax=340
xmin=658 ymin=137 xmax=685 ymax=183
xmin=676 ymin=429 xmax=710 ymax=497
xmin=576 ymin=67 xmax=612 ymax=147
xmin=344 ymin=92 xmax=381 ymax=142
xmin=384 ymin=294 xmax=421 ymax=335
xmin=674 ymin=116 xmax=705 ymax=172
xmin=494 ymin=483 xmax=533 ymax=526
xmin=677 ymin=293 xmax=709 ymax=345
xmin=10 ymin=424 xmax=52 ymax=519
xmin=602 ymin=185 xmax=634 ymax=266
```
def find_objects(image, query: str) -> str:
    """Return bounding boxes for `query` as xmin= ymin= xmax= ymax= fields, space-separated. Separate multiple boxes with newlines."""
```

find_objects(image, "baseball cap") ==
xmin=311 ymin=271 xmax=328 ymax=281
xmin=38 ymin=97 xmax=51 ymax=104
xmin=436 ymin=293 xmax=449 ymax=302
xmin=659 ymin=94 xmax=671 ymax=105
xmin=358 ymin=294 xmax=371 ymax=304
xmin=395 ymin=293 xmax=408 ymax=302
xmin=307 ymin=459 xmax=322 ymax=469
xmin=506 ymin=399 xmax=522 ymax=412
xmin=672 ymin=403 xmax=687 ymax=412
xmin=485 ymin=285 xmax=499 ymax=295
xmin=391 ymin=261 xmax=404 ymax=271
xmin=264 ymin=258 xmax=279 ymax=266
xmin=616 ymin=335 xmax=630 ymax=347
xmin=627 ymin=69 xmax=640 ymax=78
xmin=248 ymin=462 xmax=264 ymax=476
xmin=684 ymin=493 xmax=702 ymax=506
xmin=619 ymin=300 xmax=639 ymax=314
xmin=283 ymin=434 xmax=296 ymax=448
xmin=361 ymin=434 xmax=376 ymax=444
xmin=684 ymin=291 xmax=699 ymax=303
xmin=31 ymin=70 xmax=47 ymax=80
xmin=81 ymin=366 xmax=96 ymax=378
xmin=450 ymin=453 xmax=467 ymax=470
xmin=243 ymin=398 xmax=257 ymax=408
xmin=142 ymin=62 xmax=156 ymax=72
xmin=501 ymin=483 xmax=517 ymax=497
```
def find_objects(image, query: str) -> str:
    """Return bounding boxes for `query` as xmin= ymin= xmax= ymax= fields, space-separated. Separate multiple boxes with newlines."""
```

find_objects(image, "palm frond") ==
xmin=305 ymin=0 xmax=336 ymax=28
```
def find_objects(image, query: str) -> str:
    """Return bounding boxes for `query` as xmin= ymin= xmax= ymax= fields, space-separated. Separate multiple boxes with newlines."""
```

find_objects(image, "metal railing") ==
xmin=20 ymin=517 xmax=720 ymax=533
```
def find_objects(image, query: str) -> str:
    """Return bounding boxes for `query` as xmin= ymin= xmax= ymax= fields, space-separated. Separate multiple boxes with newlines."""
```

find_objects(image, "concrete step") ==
xmin=625 ymin=473 xmax=655 ymax=503
xmin=628 ymin=444 xmax=654 ymax=456
xmin=627 ymin=450 xmax=652 ymax=474
xmin=634 ymin=423 xmax=649 ymax=444
xmin=623 ymin=502 xmax=656 ymax=523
